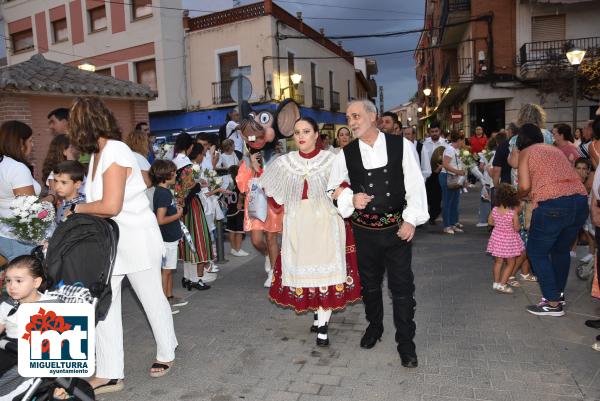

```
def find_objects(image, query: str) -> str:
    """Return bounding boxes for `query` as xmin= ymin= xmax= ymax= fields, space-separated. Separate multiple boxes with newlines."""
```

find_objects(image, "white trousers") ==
xmin=95 ymin=268 xmax=178 ymax=379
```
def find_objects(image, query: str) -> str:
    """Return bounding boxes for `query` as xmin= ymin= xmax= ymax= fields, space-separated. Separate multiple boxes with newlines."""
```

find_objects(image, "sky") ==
xmin=0 ymin=0 xmax=425 ymax=109
xmin=189 ymin=0 xmax=426 ymax=110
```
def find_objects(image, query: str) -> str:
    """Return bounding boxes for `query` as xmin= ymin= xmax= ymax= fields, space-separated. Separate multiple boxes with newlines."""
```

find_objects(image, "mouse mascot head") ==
xmin=238 ymin=99 xmax=301 ymax=150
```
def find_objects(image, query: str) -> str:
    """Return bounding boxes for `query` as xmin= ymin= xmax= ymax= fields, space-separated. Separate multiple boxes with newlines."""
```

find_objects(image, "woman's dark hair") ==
xmin=229 ymin=164 xmax=239 ymax=180
xmin=6 ymin=255 xmax=48 ymax=292
xmin=448 ymin=130 xmax=463 ymax=143
xmin=174 ymin=132 xmax=193 ymax=155
xmin=494 ymin=132 xmax=507 ymax=147
xmin=516 ymin=123 xmax=544 ymax=151
xmin=486 ymin=137 xmax=498 ymax=152
xmin=554 ymin=123 xmax=573 ymax=142
xmin=149 ymin=159 xmax=177 ymax=186
xmin=0 ymin=120 xmax=34 ymax=170
xmin=495 ymin=183 xmax=520 ymax=209
xmin=295 ymin=116 xmax=319 ymax=134
xmin=188 ymin=143 xmax=205 ymax=161
xmin=54 ymin=160 xmax=86 ymax=182
xmin=336 ymin=126 xmax=350 ymax=137
xmin=592 ymin=116 xmax=600 ymax=140
xmin=42 ymin=134 xmax=71 ymax=184
xmin=574 ymin=157 xmax=591 ymax=170
xmin=68 ymin=97 xmax=122 ymax=154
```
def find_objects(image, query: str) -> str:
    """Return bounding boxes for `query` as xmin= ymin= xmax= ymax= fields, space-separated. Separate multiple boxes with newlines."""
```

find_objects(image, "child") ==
xmin=0 ymin=255 xmax=55 ymax=376
xmin=53 ymin=160 xmax=86 ymax=223
xmin=486 ymin=183 xmax=525 ymax=294
xmin=149 ymin=160 xmax=190 ymax=313
xmin=225 ymin=165 xmax=248 ymax=257
xmin=574 ymin=157 xmax=595 ymax=262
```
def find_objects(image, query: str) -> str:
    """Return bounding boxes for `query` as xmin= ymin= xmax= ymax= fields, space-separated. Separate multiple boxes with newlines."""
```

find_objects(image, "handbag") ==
xmin=247 ymin=178 xmax=268 ymax=222
xmin=446 ymin=152 xmax=465 ymax=189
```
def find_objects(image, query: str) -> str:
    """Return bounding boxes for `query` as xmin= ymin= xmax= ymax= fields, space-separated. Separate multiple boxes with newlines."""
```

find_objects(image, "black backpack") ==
xmin=45 ymin=214 xmax=119 ymax=321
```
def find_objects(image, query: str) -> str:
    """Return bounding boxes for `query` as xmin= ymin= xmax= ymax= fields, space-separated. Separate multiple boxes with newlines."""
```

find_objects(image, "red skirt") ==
xmin=269 ymin=220 xmax=362 ymax=313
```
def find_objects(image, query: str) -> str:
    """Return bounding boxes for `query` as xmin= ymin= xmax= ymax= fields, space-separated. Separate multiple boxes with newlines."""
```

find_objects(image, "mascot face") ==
xmin=239 ymin=99 xmax=301 ymax=150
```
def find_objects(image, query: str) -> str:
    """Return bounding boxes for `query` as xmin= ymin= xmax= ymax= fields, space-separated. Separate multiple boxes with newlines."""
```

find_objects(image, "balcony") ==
xmin=519 ymin=36 xmax=600 ymax=78
xmin=330 ymin=91 xmax=340 ymax=112
xmin=441 ymin=58 xmax=473 ymax=88
xmin=281 ymin=82 xmax=305 ymax=105
xmin=312 ymin=85 xmax=324 ymax=109
xmin=212 ymin=80 xmax=234 ymax=105
xmin=438 ymin=0 xmax=471 ymax=47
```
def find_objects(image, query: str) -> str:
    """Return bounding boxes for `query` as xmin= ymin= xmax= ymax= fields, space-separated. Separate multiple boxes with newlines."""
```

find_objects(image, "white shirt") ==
xmin=226 ymin=121 xmax=244 ymax=153
xmin=133 ymin=152 xmax=151 ymax=172
xmin=216 ymin=152 xmax=239 ymax=169
xmin=0 ymin=156 xmax=41 ymax=239
xmin=327 ymin=132 xmax=429 ymax=227
xmin=441 ymin=146 xmax=462 ymax=174
xmin=420 ymin=137 xmax=448 ymax=178
xmin=86 ymin=140 xmax=164 ymax=275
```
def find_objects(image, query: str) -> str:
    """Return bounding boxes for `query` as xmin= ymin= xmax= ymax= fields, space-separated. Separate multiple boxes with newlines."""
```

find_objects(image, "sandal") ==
xmin=150 ymin=361 xmax=173 ymax=378
xmin=519 ymin=273 xmax=537 ymax=282
xmin=92 ymin=379 xmax=124 ymax=395
xmin=495 ymin=284 xmax=514 ymax=294
xmin=508 ymin=280 xmax=520 ymax=288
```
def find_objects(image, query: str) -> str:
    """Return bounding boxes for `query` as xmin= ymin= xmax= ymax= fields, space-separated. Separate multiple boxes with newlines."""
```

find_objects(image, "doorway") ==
xmin=469 ymin=100 xmax=505 ymax=136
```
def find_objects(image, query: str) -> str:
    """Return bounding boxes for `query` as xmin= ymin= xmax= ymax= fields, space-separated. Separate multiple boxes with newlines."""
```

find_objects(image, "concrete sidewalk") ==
xmin=100 ymin=191 xmax=600 ymax=401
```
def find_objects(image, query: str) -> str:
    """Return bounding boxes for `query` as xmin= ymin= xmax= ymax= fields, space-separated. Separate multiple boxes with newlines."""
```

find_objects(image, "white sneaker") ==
xmin=580 ymin=253 xmax=594 ymax=263
xmin=237 ymin=249 xmax=249 ymax=256
xmin=264 ymin=257 xmax=271 ymax=273
xmin=492 ymin=282 xmax=500 ymax=290
xmin=230 ymin=249 xmax=241 ymax=257
xmin=476 ymin=223 xmax=488 ymax=228
xmin=570 ymin=251 xmax=577 ymax=258
xmin=264 ymin=270 xmax=273 ymax=288
xmin=201 ymin=272 xmax=218 ymax=283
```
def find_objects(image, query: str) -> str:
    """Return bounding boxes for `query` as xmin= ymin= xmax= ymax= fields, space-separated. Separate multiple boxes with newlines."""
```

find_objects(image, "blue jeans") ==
xmin=439 ymin=172 xmax=460 ymax=228
xmin=526 ymin=194 xmax=588 ymax=302
xmin=479 ymin=197 xmax=491 ymax=224
xmin=0 ymin=236 xmax=34 ymax=262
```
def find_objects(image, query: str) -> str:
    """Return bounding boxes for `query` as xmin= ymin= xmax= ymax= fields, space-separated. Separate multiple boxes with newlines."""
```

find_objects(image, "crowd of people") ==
xmin=0 ymin=96 xmax=599 ymax=398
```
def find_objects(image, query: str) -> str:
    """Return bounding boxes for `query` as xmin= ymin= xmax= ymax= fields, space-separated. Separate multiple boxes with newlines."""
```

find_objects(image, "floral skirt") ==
xmin=179 ymin=196 xmax=213 ymax=264
xmin=269 ymin=220 xmax=362 ymax=313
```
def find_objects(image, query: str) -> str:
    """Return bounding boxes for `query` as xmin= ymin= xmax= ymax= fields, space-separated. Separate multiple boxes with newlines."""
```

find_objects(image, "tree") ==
xmin=536 ymin=56 xmax=600 ymax=102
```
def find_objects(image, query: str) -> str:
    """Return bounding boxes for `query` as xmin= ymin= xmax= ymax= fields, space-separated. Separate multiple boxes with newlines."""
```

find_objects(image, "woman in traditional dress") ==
xmin=260 ymin=117 xmax=361 ymax=347
xmin=172 ymin=133 xmax=215 ymax=290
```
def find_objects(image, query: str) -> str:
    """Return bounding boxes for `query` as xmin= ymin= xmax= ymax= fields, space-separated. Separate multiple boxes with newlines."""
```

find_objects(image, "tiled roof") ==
xmin=0 ymin=54 xmax=157 ymax=99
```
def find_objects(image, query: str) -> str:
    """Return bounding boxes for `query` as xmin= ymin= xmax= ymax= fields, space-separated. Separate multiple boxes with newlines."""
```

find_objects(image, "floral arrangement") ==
xmin=192 ymin=164 xmax=202 ymax=181
xmin=204 ymin=169 xmax=223 ymax=192
xmin=459 ymin=149 xmax=479 ymax=169
xmin=156 ymin=143 xmax=174 ymax=160
xmin=478 ymin=149 xmax=493 ymax=163
xmin=0 ymin=196 xmax=55 ymax=244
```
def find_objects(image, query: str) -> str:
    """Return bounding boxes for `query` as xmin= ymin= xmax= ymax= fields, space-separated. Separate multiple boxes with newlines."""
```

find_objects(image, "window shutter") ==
xmin=532 ymin=15 xmax=565 ymax=42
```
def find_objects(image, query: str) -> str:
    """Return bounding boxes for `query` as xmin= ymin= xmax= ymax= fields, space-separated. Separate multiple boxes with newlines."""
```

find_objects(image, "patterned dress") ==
xmin=486 ymin=207 xmax=524 ymax=258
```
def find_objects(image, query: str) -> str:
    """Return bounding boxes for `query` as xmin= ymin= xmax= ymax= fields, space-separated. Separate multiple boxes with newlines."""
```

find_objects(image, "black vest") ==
xmin=343 ymin=134 xmax=407 ymax=216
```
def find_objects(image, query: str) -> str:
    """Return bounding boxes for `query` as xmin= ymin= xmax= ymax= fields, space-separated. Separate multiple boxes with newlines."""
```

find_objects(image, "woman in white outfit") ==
xmin=67 ymin=97 xmax=177 ymax=394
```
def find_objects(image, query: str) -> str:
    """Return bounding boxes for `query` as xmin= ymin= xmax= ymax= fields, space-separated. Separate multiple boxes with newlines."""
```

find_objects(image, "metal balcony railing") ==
xmin=330 ymin=91 xmax=340 ymax=112
xmin=212 ymin=80 xmax=234 ymax=105
xmin=312 ymin=85 xmax=324 ymax=109
xmin=441 ymin=57 xmax=473 ymax=88
xmin=519 ymin=36 xmax=600 ymax=66
xmin=440 ymin=0 xmax=471 ymax=31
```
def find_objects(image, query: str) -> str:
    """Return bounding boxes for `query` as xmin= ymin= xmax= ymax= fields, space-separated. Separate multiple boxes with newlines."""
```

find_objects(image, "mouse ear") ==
xmin=273 ymin=98 xmax=300 ymax=138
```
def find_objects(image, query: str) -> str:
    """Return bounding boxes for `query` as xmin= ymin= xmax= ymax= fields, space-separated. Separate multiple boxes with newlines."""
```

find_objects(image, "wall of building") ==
xmin=2 ymin=0 xmax=184 ymax=113
xmin=0 ymin=92 xmax=148 ymax=182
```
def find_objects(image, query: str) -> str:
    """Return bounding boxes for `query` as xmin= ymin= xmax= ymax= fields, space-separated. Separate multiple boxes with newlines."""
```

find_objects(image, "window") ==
xmin=218 ymin=51 xmax=238 ymax=81
xmin=11 ymin=29 xmax=34 ymax=53
xmin=52 ymin=18 xmax=68 ymax=43
xmin=532 ymin=15 xmax=565 ymax=42
xmin=136 ymin=59 xmax=157 ymax=91
xmin=95 ymin=68 xmax=111 ymax=76
xmin=89 ymin=6 xmax=107 ymax=33
xmin=132 ymin=0 xmax=153 ymax=20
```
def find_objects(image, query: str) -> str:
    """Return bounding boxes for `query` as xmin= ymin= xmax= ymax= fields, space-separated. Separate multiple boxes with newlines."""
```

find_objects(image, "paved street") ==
xmin=102 ymin=191 xmax=600 ymax=401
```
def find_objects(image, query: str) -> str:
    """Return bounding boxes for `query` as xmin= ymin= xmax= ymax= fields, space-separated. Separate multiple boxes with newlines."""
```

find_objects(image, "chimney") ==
xmin=182 ymin=10 xmax=189 ymax=31
xmin=296 ymin=11 xmax=302 ymax=21
xmin=264 ymin=0 xmax=273 ymax=14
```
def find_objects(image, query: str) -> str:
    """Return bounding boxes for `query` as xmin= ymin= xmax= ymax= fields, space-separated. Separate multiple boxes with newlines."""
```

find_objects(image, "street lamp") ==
xmin=290 ymin=73 xmax=302 ymax=85
xmin=423 ymin=87 xmax=432 ymax=97
xmin=77 ymin=63 xmax=96 ymax=72
xmin=280 ymin=73 xmax=302 ymax=100
xmin=566 ymin=47 xmax=586 ymax=132
xmin=417 ymin=107 xmax=423 ymax=113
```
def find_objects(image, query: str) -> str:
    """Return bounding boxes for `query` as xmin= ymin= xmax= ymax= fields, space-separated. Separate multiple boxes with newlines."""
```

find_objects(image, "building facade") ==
xmin=1 ymin=0 xmax=185 ymax=113
xmin=415 ymin=0 xmax=599 ymax=136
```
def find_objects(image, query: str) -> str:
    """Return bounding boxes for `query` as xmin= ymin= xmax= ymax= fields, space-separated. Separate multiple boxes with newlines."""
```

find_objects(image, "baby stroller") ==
xmin=0 ymin=214 xmax=119 ymax=401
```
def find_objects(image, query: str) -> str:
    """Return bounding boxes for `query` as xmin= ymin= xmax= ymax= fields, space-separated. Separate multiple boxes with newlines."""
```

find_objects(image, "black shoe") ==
xmin=310 ymin=313 xmax=318 ymax=333
xmin=585 ymin=319 xmax=600 ymax=329
xmin=316 ymin=324 xmax=329 ymax=347
xmin=192 ymin=279 xmax=211 ymax=291
xmin=399 ymin=352 xmax=418 ymax=368
xmin=181 ymin=277 xmax=190 ymax=288
xmin=428 ymin=219 xmax=436 ymax=226
xmin=360 ymin=326 xmax=383 ymax=349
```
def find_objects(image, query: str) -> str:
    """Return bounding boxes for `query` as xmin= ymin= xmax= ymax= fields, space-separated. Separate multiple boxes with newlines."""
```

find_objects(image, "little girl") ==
xmin=0 ymin=255 xmax=54 ymax=376
xmin=486 ymin=183 xmax=525 ymax=294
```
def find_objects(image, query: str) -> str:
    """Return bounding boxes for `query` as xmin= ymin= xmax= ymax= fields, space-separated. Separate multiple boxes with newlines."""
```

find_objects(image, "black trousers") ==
xmin=426 ymin=172 xmax=442 ymax=221
xmin=353 ymin=225 xmax=416 ymax=354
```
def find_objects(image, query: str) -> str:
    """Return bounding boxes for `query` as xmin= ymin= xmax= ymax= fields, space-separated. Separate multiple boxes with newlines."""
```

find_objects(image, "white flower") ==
xmin=208 ymin=170 xmax=217 ymax=177
xmin=462 ymin=150 xmax=470 ymax=156
xmin=192 ymin=164 xmax=201 ymax=173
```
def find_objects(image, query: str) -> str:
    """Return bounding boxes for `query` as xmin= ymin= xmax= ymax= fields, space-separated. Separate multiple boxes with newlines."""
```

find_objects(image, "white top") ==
xmin=85 ymin=140 xmax=164 ymax=275
xmin=133 ymin=152 xmax=151 ymax=172
xmin=441 ymin=145 xmax=462 ymax=174
xmin=0 ymin=156 xmax=41 ymax=239
xmin=420 ymin=137 xmax=448 ymax=178
xmin=216 ymin=152 xmax=239 ymax=169
xmin=327 ymin=131 xmax=429 ymax=227
xmin=0 ymin=292 xmax=55 ymax=339
xmin=226 ymin=120 xmax=244 ymax=153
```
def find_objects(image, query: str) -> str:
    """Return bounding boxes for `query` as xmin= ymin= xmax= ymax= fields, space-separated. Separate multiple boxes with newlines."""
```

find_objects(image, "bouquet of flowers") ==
xmin=204 ymin=169 xmax=223 ymax=192
xmin=192 ymin=164 xmax=202 ymax=181
xmin=459 ymin=149 xmax=479 ymax=169
xmin=0 ymin=196 xmax=55 ymax=244
xmin=478 ymin=149 xmax=493 ymax=163
xmin=157 ymin=143 xmax=174 ymax=160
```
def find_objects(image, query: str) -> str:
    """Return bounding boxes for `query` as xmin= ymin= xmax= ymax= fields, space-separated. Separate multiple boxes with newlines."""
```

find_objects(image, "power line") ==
xmin=275 ymin=0 xmax=424 ymax=16
xmin=301 ymin=16 xmax=424 ymax=22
